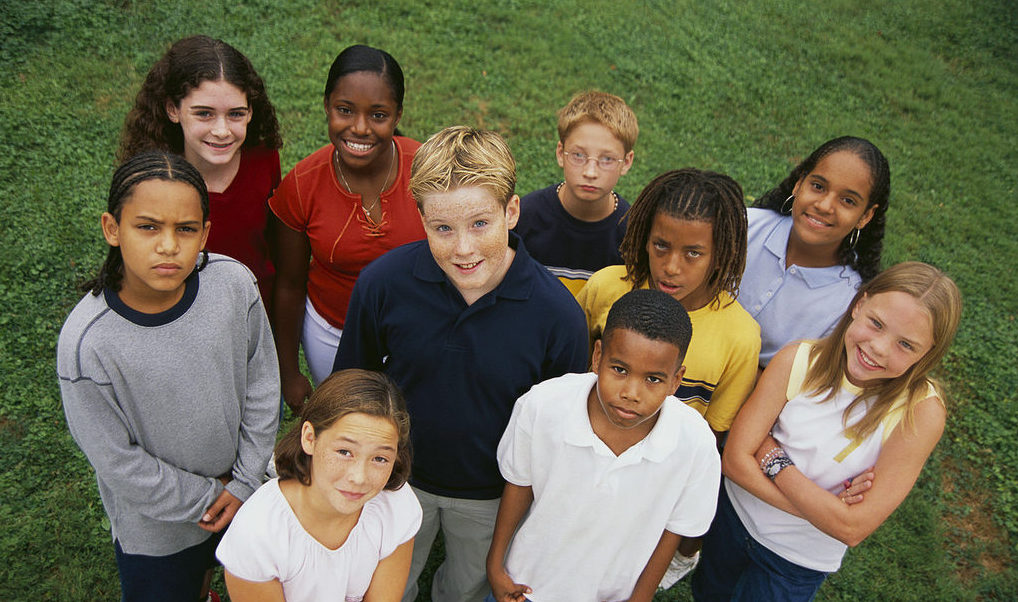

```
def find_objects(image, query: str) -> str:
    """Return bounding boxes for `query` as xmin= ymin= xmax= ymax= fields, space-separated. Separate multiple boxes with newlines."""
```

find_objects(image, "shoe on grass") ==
xmin=658 ymin=550 xmax=700 ymax=589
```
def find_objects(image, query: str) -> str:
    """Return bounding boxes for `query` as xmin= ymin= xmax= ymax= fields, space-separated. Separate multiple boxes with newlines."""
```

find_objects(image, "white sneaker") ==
xmin=658 ymin=550 xmax=700 ymax=589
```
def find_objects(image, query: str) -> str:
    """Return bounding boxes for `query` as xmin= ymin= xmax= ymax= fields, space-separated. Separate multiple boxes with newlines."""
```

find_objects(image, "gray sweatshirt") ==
xmin=57 ymin=254 xmax=280 ymax=556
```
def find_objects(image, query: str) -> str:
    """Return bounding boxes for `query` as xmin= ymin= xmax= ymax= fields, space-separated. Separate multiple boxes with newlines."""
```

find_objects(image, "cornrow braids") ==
xmin=83 ymin=152 xmax=210 ymax=295
xmin=753 ymin=136 xmax=890 ymax=281
xmin=620 ymin=168 xmax=748 ymax=308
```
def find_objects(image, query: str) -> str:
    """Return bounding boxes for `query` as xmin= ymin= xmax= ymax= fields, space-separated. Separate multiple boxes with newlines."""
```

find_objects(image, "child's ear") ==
xmin=590 ymin=338 xmax=603 ymax=370
xmin=300 ymin=421 xmax=316 ymax=455
xmin=100 ymin=212 xmax=120 ymax=247
xmin=619 ymin=150 xmax=635 ymax=176
xmin=165 ymin=100 xmax=181 ymax=124
xmin=392 ymin=108 xmax=403 ymax=130
xmin=505 ymin=194 xmax=520 ymax=230
xmin=671 ymin=364 xmax=686 ymax=390
xmin=851 ymin=293 xmax=869 ymax=319
xmin=200 ymin=220 xmax=211 ymax=251
xmin=555 ymin=141 xmax=566 ymax=168
xmin=855 ymin=204 xmax=878 ymax=230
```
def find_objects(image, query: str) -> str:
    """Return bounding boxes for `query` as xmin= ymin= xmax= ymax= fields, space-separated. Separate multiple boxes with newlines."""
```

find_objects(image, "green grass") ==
xmin=2 ymin=0 xmax=1017 ymax=599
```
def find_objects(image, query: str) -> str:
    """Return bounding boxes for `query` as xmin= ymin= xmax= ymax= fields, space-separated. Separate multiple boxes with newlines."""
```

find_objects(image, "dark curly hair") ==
xmin=620 ymin=168 xmax=748 ymax=309
xmin=603 ymin=289 xmax=693 ymax=360
xmin=274 ymin=369 xmax=412 ymax=492
xmin=753 ymin=136 xmax=890 ymax=281
xmin=118 ymin=35 xmax=282 ymax=162
xmin=83 ymin=151 xmax=210 ymax=295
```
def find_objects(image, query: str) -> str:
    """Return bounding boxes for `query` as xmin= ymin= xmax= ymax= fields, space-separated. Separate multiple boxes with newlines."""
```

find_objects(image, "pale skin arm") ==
xmin=486 ymin=483 xmax=535 ymax=602
xmin=224 ymin=571 xmax=286 ymax=602
xmin=722 ymin=344 xmax=806 ymax=516
xmin=625 ymin=530 xmax=682 ymax=602
xmin=268 ymin=213 xmax=313 ymax=413
xmin=767 ymin=395 xmax=944 ymax=547
xmin=364 ymin=538 xmax=415 ymax=602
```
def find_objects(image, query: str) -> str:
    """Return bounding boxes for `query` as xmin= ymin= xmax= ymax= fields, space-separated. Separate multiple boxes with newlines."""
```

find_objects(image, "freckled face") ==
xmin=325 ymin=71 xmax=401 ymax=171
xmin=418 ymin=186 xmax=520 ymax=305
xmin=588 ymin=328 xmax=684 ymax=432
xmin=101 ymin=179 xmax=209 ymax=313
xmin=843 ymin=291 xmax=934 ymax=386
xmin=166 ymin=79 xmax=251 ymax=173
xmin=789 ymin=150 xmax=876 ymax=264
xmin=301 ymin=413 xmax=399 ymax=518
xmin=645 ymin=212 xmax=715 ymax=311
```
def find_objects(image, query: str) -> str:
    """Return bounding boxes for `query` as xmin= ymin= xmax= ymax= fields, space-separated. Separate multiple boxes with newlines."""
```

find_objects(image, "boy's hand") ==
xmin=199 ymin=486 xmax=242 ymax=532
xmin=488 ymin=565 xmax=532 ymax=602
xmin=839 ymin=467 xmax=875 ymax=505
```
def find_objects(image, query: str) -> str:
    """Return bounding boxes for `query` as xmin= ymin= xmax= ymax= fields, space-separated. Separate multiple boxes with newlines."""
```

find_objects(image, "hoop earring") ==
xmin=781 ymin=194 xmax=794 ymax=214
xmin=848 ymin=228 xmax=860 ymax=249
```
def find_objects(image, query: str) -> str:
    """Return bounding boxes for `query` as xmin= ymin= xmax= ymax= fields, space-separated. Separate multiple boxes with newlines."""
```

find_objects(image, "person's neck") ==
xmin=189 ymin=151 xmax=242 ymax=194
xmin=281 ymin=480 xmax=361 ymax=550
xmin=785 ymin=232 xmax=840 ymax=269
xmin=557 ymin=183 xmax=616 ymax=222
xmin=585 ymin=385 xmax=656 ymax=457
xmin=116 ymin=282 xmax=186 ymax=315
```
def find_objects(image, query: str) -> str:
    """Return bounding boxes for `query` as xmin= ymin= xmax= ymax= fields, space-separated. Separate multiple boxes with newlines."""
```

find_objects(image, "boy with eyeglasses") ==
xmin=513 ymin=90 xmax=638 ymax=295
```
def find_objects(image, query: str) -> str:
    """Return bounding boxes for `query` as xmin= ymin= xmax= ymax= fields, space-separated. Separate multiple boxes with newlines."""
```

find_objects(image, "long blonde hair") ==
xmin=803 ymin=262 xmax=962 ymax=439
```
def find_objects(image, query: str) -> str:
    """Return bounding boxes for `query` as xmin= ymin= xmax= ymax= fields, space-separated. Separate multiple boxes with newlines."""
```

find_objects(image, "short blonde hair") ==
xmin=556 ymin=90 xmax=639 ymax=153
xmin=410 ymin=126 xmax=516 ymax=209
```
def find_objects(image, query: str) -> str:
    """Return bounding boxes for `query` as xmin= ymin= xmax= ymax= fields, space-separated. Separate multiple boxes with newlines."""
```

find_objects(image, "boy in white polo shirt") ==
xmin=486 ymin=289 xmax=721 ymax=602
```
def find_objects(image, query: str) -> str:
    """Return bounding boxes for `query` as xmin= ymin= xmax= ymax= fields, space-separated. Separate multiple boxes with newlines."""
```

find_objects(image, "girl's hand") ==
xmin=488 ymin=565 xmax=532 ymax=602
xmin=839 ymin=467 xmax=875 ymax=505
xmin=282 ymin=371 xmax=313 ymax=414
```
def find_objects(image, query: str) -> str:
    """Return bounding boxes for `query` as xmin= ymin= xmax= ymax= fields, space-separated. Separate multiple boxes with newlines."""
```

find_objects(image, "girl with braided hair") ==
xmin=740 ymin=136 xmax=890 ymax=367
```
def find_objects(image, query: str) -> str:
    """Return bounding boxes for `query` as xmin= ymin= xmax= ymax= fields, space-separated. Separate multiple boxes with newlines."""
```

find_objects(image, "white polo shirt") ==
xmin=497 ymin=372 xmax=720 ymax=602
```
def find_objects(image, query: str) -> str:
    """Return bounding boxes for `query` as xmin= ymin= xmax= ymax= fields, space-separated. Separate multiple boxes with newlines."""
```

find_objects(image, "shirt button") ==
xmin=789 ymin=267 xmax=797 ymax=274
xmin=766 ymin=291 xmax=773 ymax=297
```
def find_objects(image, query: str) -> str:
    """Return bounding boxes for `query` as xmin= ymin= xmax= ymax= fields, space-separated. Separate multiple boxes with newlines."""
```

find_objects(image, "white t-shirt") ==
xmin=497 ymin=372 xmax=720 ymax=602
xmin=216 ymin=478 xmax=422 ymax=602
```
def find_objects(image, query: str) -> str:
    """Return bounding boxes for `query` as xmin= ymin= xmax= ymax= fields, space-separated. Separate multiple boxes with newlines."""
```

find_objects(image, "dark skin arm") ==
xmin=627 ymin=530 xmax=682 ymax=602
xmin=486 ymin=483 xmax=534 ymax=602
xmin=268 ymin=213 xmax=313 ymax=413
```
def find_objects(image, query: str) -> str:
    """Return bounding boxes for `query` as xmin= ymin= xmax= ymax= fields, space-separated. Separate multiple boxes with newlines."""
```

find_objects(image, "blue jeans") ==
xmin=691 ymin=484 xmax=828 ymax=601
xmin=114 ymin=532 xmax=222 ymax=602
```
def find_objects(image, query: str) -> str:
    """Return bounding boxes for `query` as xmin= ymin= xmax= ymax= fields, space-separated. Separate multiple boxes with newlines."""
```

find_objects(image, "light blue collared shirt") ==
xmin=739 ymin=208 xmax=862 ymax=366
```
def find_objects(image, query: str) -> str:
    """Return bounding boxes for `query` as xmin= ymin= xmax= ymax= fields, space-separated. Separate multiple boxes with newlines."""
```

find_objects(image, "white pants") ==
xmin=402 ymin=487 xmax=500 ymax=602
xmin=301 ymin=297 xmax=342 ymax=385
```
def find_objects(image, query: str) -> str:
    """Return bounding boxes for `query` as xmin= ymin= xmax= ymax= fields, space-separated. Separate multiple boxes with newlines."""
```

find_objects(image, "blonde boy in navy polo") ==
xmin=487 ymin=289 xmax=720 ymax=602
xmin=334 ymin=126 xmax=589 ymax=602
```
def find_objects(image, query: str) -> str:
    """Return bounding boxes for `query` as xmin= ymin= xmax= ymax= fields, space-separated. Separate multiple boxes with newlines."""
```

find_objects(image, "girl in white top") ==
xmin=694 ymin=262 xmax=962 ymax=600
xmin=217 ymin=369 xmax=422 ymax=602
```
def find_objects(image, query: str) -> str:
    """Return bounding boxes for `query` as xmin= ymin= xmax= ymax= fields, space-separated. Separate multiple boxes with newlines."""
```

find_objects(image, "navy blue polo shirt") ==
xmin=334 ymin=233 xmax=589 ymax=499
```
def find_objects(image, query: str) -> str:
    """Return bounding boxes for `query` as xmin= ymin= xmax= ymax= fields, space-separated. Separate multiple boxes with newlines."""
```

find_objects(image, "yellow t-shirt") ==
xmin=576 ymin=265 xmax=761 ymax=432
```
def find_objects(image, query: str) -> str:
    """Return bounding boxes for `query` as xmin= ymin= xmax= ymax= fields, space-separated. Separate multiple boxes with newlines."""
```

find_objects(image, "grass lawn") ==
xmin=2 ymin=0 xmax=1016 ymax=599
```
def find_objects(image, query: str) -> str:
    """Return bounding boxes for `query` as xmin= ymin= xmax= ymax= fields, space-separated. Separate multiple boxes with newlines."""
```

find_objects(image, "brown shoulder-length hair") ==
xmin=118 ymin=35 xmax=282 ymax=162
xmin=804 ymin=262 xmax=962 ymax=440
xmin=274 ymin=369 xmax=412 ymax=490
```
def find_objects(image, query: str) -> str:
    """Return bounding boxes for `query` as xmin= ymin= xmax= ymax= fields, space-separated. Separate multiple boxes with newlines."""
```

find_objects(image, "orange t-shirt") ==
xmin=270 ymin=136 xmax=426 ymax=328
